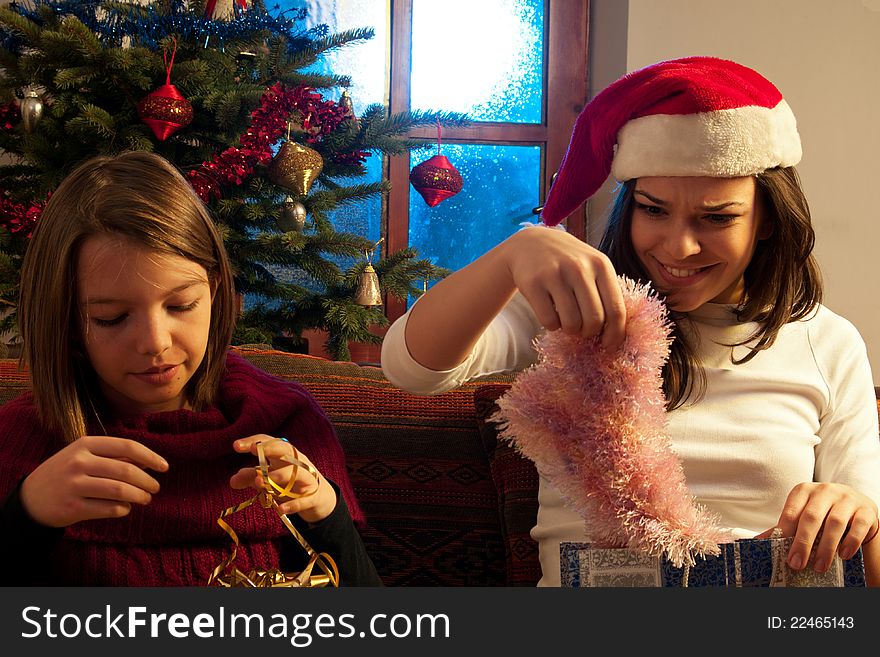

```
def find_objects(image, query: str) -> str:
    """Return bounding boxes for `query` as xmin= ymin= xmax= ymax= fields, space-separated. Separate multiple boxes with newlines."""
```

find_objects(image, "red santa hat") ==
xmin=540 ymin=56 xmax=802 ymax=226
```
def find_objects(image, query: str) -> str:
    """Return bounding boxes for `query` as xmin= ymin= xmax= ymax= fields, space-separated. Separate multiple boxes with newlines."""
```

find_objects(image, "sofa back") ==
xmin=4 ymin=347 xmax=876 ymax=587
xmin=0 ymin=346 xmax=540 ymax=587
xmin=229 ymin=347 xmax=536 ymax=586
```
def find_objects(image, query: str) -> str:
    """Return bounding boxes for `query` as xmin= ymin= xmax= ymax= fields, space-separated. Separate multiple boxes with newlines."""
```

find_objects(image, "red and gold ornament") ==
xmin=409 ymin=122 xmax=462 ymax=207
xmin=138 ymin=38 xmax=193 ymax=141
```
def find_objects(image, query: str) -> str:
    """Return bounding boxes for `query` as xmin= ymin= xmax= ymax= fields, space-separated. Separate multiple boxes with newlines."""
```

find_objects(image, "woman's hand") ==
xmin=403 ymin=226 xmax=627 ymax=372
xmin=756 ymin=482 xmax=880 ymax=573
xmin=19 ymin=435 xmax=169 ymax=527
xmin=230 ymin=434 xmax=337 ymax=524
xmin=500 ymin=226 xmax=627 ymax=347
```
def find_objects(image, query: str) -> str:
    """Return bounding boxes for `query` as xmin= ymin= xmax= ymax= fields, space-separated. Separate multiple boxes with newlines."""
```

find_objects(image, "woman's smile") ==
xmin=631 ymin=176 xmax=768 ymax=311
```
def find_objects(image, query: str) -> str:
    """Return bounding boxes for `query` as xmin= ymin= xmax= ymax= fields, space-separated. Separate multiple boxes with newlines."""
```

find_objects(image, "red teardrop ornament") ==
xmin=409 ymin=154 xmax=463 ymax=207
xmin=137 ymin=83 xmax=193 ymax=141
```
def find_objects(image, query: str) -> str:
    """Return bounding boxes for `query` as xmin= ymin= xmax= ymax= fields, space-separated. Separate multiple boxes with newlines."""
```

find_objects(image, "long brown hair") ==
xmin=18 ymin=151 xmax=237 ymax=441
xmin=598 ymin=167 xmax=822 ymax=410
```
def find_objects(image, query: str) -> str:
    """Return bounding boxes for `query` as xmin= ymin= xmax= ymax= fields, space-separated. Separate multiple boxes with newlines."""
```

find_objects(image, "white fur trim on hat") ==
xmin=611 ymin=100 xmax=801 ymax=181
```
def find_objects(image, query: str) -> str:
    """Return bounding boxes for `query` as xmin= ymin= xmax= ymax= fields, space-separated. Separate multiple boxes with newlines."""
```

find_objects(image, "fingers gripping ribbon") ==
xmin=207 ymin=438 xmax=339 ymax=587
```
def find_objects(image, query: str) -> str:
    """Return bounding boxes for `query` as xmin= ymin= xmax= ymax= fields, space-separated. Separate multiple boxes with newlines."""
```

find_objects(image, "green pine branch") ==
xmin=286 ymin=27 xmax=375 ymax=69
xmin=48 ymin=15 xmax=103 ymax=59
xmin=66 ymin=103 xmax=116 ymax=141
xmin=373 ymin=247 xmax=450 ymax=300
xmin=0 ymin=7 xmax=46 ymax=43
xmin=306 ymin=182 xmax=391 ymax=213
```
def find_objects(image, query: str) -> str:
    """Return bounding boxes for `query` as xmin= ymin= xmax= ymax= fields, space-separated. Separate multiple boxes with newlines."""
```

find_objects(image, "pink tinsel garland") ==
xmin=493 ymin=276 xmax=730 ymax=567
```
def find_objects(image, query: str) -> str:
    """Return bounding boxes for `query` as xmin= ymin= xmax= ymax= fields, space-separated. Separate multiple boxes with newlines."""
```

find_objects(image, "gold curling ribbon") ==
xmin=207 ymin=439 xmax=339 ymax=587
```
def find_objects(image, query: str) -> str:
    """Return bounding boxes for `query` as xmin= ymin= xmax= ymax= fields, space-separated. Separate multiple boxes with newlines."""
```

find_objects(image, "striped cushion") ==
xmin=231 ymin=347 xmax=520 ymax=586
xmin=0 ymin=359 xmax=29 ymax=406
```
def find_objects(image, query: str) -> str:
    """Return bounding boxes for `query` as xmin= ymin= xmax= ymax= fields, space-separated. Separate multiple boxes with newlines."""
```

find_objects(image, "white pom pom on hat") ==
xmin=539 ymin=56 xmax=802 ymax=227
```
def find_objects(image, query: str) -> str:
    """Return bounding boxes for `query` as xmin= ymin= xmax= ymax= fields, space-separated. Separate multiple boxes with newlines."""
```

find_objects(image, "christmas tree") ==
xmin=0 ymin=0 xmax=463 ymax=360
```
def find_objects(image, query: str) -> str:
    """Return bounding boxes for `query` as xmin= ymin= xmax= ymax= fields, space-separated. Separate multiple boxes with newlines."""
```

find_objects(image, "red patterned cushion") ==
xmin=474 ymin=384 xmax=541 ymax=586
xmin=0 ymin=359 xmax=29 ymax=406
xmin=233 ymin=346 xmax=514 ymax=586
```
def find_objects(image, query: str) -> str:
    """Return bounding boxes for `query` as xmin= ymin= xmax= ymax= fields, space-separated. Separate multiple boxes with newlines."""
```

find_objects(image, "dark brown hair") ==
xmin=19 ymin=151 xmax=237 ymax=441
xmin=598 ymin=167 xmax=822 ymax=410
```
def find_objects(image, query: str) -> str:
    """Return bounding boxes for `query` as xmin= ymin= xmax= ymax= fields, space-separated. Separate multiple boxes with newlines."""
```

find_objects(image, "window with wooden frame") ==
xmin=284 ymin=0 xmax=589 ymax=326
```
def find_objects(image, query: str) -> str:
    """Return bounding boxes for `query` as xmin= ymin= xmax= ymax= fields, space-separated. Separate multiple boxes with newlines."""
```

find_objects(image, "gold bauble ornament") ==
xmin=268 ymin=141 xmax=324 ymax=195
xmin=354 ymin=264 xmax=382 ymax=306
xmin=278 ymin=196 xmax=307 ymax=232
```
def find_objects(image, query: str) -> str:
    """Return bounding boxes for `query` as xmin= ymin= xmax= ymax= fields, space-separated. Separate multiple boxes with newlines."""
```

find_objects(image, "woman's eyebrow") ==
xmin=634 ymin=189 xmax=667 ymax=205
xmin=634 ymin=189 xmax=745 ymax=211
xmin=701 ymin=201 xmax=745 ymax=211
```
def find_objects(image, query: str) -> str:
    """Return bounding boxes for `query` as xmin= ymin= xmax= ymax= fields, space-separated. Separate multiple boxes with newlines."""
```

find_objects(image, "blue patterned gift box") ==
xmin=560 ymin=538 xmax=866 ymax=587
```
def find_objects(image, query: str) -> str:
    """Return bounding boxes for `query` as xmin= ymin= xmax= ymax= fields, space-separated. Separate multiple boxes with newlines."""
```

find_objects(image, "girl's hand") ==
xmin=756 ymin=482 xmax=880 ymax=573
xmin=230 ymin=435 xmax=337 ymax=524
xmin=499 ymin=227 xmax=627 ymax=347
xmin=20 ymin=435 xmax=169 ymax=528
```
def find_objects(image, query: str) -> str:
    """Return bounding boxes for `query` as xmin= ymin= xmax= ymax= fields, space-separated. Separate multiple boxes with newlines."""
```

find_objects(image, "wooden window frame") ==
xmin=383 ymin=0 xmax=590 ymax=323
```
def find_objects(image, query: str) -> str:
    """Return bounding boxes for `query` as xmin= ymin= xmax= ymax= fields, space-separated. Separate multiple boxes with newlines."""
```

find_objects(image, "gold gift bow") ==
xmin=207 ymin=439 xmax=339 ymax=587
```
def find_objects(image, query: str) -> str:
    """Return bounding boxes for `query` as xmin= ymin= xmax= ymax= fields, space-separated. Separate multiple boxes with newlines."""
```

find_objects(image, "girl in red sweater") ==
xmin=0 ymin=151 xmax=380 ymax=586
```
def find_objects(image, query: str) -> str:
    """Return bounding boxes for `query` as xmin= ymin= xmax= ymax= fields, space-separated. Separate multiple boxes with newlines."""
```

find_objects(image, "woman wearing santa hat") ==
xmin=380 ymin=57 xmax=880 ymax=586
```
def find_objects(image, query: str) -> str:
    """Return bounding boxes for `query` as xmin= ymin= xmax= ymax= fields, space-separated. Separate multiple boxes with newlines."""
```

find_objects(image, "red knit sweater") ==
xmin=0 ymin=352 xmax=364 ymax=586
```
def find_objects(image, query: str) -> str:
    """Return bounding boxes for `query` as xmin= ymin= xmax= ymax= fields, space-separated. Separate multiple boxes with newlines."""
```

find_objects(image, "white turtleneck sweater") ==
xmin=381 ymin=294 xmax=880 ymax=586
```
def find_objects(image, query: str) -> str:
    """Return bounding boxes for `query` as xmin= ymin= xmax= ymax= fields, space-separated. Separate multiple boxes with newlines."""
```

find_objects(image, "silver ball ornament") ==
xmin=278 ymin=196 xmax=307 ymax=232
xmin=19 ymin=89 xmax=44 ymax=133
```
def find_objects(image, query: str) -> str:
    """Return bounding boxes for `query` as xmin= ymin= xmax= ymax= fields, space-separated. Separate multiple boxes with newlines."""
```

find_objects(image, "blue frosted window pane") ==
xmin=409 ymin=143 xmax=541 ymax=304
xmin=323 ymin=153 xmax=384 ymax=245
xmin=280 ymin=0 xmax=387 ymax=114
xmin=411 ymin=0 xmax=544 ymax=123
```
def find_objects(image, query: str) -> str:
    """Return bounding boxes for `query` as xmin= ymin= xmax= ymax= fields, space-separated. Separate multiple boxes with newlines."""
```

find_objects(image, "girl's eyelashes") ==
xmin=704 ymin=213 xmax=738 ymax=225
xmin=169 ymin=300 xmax=200 ymax=313
xmin=93 ymin=314 xmax=126 ymax=327
xmin=91 ymin=300 xmax=200 ymax=327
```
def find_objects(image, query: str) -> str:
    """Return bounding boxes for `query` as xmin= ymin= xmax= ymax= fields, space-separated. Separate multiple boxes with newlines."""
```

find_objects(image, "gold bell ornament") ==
xmin=354 ymin=238 xmax=384 ymax=307
xmin=339 ymin=90 xmax=358 ymax=127
xmin=339 ymin=90 xmax=355 ymax=116
xmin=268 ymin=123 xmax=324 ymax=195
xmin=278 ymin=195 xmax=307 ymax=232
